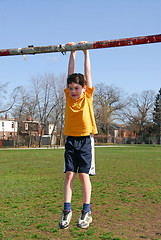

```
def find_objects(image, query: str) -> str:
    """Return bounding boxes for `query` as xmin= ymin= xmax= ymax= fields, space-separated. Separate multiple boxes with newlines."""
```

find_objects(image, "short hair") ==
xmin=67 ymin=73 xmax=87 ymax=87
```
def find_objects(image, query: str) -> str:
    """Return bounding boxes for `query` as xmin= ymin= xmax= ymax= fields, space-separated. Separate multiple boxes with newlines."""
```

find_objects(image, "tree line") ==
xmin=0 ymin=74 xmax=161 ymax=145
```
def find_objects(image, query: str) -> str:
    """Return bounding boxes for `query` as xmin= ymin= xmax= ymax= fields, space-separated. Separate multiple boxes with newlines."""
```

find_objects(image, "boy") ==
xmin=59 ymin=41 xmax=97 ymax=229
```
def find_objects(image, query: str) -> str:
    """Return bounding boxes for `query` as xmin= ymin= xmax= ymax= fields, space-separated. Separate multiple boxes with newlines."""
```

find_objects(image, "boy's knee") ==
xmin=79 ymin=173 xmax=89 ymax=182
xmin=66 ymin=171 xmax=76 ymax=182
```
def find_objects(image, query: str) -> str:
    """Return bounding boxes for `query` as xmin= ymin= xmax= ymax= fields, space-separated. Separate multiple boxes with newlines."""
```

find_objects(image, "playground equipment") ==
xmin=0 ymin=34 xmax=161 ymax=57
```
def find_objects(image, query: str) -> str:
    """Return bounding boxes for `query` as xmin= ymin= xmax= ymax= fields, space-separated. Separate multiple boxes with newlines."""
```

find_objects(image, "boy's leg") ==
xmin=59 ymin=171 xmax=76 ymax=229
xmin=77 ymin=173 xmax=92 ymax=228
xmin=79 ymin=173 xmax=91 ymax=204
xmin=64 ymin=171 xmax=76 ymax=203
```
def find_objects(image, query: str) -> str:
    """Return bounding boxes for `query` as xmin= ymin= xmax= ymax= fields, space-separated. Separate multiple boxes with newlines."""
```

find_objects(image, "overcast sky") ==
xmin=1 ymin=0 xmax=161 ymax=97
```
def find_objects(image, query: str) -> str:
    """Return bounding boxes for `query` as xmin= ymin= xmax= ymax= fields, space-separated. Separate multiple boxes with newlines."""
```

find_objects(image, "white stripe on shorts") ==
xmin=89 ymin=135 xmax=96 ymax=175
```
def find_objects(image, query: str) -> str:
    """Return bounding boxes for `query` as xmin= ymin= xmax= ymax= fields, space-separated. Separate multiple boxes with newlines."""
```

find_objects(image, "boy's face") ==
xmin=68 ymin=82 xmax=86 ymax=99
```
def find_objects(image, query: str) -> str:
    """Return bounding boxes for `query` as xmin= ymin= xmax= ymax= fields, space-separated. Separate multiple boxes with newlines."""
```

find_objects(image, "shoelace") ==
xmin=63 ymin=211 xmax=70 ymax=221
xmin=80 ymin=211 xmax=87 ymax=220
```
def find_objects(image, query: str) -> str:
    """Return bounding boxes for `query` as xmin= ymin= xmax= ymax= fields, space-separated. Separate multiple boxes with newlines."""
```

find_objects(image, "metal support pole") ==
xmin=0 ymin=34 xmax=161 ymax=57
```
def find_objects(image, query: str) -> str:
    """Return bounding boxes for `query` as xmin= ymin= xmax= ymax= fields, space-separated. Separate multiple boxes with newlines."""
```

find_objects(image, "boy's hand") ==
xmin=67 ymin=42 xmax=75 ymax=45
xmin=67 ymin=42 xmax=76 ymax=54
xmin=79 ymin=41 xmax=88 ymax=54
xmin=79 ymin=41 xmax=87 ymax=44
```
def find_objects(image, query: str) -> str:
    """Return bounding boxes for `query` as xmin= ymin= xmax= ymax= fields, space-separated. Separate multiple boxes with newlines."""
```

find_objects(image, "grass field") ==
xmin=0 ymin=146 xmax=161 ymax=240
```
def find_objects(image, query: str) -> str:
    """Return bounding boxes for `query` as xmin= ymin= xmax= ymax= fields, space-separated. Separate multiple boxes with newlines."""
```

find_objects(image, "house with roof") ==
xmin=0 ymin=114 xmax=18 ymax=140
xmin=94 ymin=123 xmax=136 ymax=144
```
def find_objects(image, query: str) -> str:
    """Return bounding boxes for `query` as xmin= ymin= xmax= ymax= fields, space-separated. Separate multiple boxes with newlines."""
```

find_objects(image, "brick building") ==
xmin=0 ymin=114 xmax=17 ymax=140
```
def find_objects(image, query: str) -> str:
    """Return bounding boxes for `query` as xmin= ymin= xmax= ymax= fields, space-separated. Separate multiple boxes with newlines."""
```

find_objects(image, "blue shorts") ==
xmin=64 ymin=135 xmax=95 ymax=175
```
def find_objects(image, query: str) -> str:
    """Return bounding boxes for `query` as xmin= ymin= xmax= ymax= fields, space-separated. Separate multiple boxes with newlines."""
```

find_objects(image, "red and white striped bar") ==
xmin=0 ymin=34 xmax=161 ymax=57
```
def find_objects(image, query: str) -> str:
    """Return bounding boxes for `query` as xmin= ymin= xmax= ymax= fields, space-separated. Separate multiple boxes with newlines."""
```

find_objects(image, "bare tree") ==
xmin=11 ymin=74 xmax=66 ymax=147
xmin=31 ymin=74 xmax=59 ymax=147
xmin=124 ymin=90 xmax=155 ymax=139
xmin=49 ymin=74 xmax=66 ymax=146
xmin=94 ymin=83 xmax=126 ymax=141
xmin=12 ymin=87 xmax=29 ymax=119
xmin=11 ymin=86 xmax=30 ymax=147
xmin=0 ymin=82 xmax=19 ymax=114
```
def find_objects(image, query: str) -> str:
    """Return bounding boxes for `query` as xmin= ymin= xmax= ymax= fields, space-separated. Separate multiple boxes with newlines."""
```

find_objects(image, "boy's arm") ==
xmin=80 ymin=41 xmax=92 ymax=88
xmin=84 ymin=50 xmax=92 ymax=88
xmin=67 ymin=42 xmax=76 ymax=76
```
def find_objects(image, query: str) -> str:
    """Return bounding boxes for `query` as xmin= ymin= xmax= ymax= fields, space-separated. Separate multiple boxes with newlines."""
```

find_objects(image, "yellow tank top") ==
xmin=64 ymin=86 xmax=98 ymax=136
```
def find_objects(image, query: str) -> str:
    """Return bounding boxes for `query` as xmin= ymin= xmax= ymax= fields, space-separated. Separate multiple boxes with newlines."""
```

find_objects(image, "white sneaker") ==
xmin=58 ymin=210 xmax=72 ymax=229
xmin=77 ymin=210 xmax=92 ymax=228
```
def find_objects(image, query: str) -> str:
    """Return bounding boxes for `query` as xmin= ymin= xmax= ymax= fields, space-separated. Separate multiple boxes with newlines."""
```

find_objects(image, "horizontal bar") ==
xmin=0 ymin=34 xmax=161 ymax=57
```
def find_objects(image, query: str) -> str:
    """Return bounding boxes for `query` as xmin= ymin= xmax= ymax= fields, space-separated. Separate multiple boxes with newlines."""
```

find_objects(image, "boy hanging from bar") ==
xmin=59 ymin=41 xmax=98 ymax=229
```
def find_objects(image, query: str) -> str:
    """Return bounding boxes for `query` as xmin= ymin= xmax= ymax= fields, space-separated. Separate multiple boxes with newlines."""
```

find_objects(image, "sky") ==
xmin=0 ymin=0 xmax=161 ymax=98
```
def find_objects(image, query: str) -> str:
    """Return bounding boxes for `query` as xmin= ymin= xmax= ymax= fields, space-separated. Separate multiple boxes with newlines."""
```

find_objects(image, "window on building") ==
xmin=12 ymin=122 xmax=14 ymax=128
xmin=25 ymin=123 xmax=28 ymax=130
